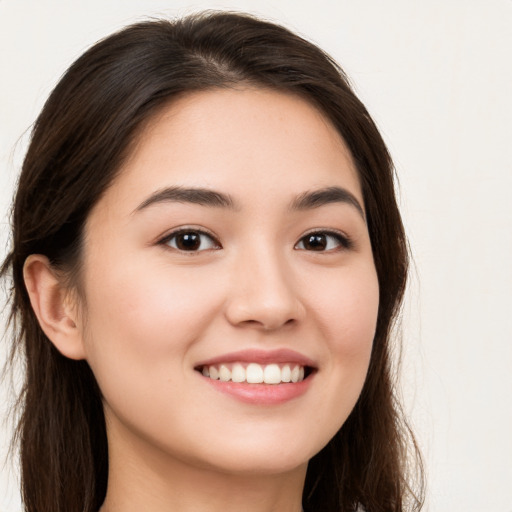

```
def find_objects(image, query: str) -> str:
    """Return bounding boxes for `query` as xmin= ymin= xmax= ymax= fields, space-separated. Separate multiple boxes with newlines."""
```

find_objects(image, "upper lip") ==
xmin=195 ymin=348 xmax=317 ymax=369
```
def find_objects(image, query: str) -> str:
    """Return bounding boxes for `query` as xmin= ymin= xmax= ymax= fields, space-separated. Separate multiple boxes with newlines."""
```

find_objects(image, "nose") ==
xmin=224 ymin=247 xmax=305 ymax=331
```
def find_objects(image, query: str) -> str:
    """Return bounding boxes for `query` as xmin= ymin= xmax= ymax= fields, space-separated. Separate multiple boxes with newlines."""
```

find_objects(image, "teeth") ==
xmin=204 ymin=363 xmax=306 ymax=384
xmin=281 ymin=365 xmax=291 ymax=382
xmin=231 ymin=363 xmax=246 ymax=383
xmin=219 ymin=365 xmax=231 ymax=382
xmin=209 ymin=366 xmax=219 ymax=380
xmin=263 ymin=364 xmax=281 ymax=384
xmin=246 ymin=363 xmax=264 ymax=383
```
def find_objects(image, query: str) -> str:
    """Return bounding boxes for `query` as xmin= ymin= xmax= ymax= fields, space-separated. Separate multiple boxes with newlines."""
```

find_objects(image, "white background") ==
xmin=1 ymin=1 xmax=511 ymax=511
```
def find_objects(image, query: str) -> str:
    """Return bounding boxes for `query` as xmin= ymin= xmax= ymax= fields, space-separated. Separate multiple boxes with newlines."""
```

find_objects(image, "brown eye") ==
xmin=303 ymin=234 xmax=328 ymax=251
xmin=164 ymin=230 xmax=219 ymax=252
xmin=295 ymin=231 xmax=351 ymax=252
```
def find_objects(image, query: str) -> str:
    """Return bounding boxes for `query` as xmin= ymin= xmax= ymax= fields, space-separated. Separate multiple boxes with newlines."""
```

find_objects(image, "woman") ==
xmin=1 ymin=11 xmax=424 ymax=512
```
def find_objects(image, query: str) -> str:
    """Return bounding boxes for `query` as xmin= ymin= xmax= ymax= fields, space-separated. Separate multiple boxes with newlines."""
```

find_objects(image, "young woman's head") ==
xmin=1 ymin=11 xmax=423 ymax=512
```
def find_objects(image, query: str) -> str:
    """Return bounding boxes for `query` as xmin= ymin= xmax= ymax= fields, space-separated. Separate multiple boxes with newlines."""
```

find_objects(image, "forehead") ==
xmin=97 ymin=87 xmax=363 ymax=215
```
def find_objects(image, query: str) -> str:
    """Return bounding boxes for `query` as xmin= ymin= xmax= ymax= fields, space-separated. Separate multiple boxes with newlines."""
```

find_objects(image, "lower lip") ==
xmin=201 ymin=374 xmax=313 ymax=405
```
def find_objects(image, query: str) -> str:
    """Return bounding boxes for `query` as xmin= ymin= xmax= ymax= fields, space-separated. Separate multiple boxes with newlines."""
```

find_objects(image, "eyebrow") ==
xmin=133 ymin=185 xmax=365 ymax=219
xmin=134 ymin=186 xmax=236 ymax=213
xmin=290 ymin=186 xmax=365 ymax=219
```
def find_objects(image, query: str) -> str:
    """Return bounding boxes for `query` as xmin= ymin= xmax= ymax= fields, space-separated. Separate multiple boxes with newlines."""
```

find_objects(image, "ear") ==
xmin=23 ymin=254 xmax=86 ymax=360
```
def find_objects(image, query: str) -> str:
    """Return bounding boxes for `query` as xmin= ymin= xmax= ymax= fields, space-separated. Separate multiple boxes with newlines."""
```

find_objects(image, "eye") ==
xmin=161 ymin=229 xmax=220 ymax=252
xmin=295 ymin=231 xmax=352 ymax=252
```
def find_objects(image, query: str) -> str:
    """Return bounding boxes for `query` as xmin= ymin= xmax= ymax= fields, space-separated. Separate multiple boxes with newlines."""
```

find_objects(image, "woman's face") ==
xmin=78 ymin=88 xmax=379 ymax=476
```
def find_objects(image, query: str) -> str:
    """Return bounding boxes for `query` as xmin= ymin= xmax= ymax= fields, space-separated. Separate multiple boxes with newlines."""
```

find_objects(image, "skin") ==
xmin=24 ymin=88 xmax=379 ymax=512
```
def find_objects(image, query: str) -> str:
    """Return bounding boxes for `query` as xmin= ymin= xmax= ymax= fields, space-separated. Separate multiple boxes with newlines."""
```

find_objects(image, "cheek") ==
xmin=308 ymin=261 xmax=379 ymax=409
xmin=313 ymin=263 xmax=379 ymax=354
xmin=79 ymin=257 xmax=222 ymax=385
xmin=294 ymin=261 xmax=379 ymax=444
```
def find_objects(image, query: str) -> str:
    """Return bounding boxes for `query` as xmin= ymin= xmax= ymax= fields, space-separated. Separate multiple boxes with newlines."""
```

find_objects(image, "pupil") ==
xmin=305 ymin=234 xmax=326 ymax=251
xmin=177 ymin=232 xmax=200 ymax=250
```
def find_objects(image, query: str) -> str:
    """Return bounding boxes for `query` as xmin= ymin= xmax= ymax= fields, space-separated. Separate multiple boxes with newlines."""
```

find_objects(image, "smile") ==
xmin=200 ymin=363 xmax=307 ymax=384
xmin=194 ymin=349 xmax=316 ymax=404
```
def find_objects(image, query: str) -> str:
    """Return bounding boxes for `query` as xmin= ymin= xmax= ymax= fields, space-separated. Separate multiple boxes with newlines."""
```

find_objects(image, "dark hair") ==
xmin=1 ymin=10 xmax=424 ymax=512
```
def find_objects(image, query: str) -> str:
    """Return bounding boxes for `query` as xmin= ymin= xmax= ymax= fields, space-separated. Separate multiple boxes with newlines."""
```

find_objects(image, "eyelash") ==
xmin=158 ymin=228 xmax=353 ymax=253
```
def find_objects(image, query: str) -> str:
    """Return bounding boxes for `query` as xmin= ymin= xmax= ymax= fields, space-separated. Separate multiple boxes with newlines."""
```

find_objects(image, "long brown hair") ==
xmin=1 ymin=11 xmax=424 ymax=512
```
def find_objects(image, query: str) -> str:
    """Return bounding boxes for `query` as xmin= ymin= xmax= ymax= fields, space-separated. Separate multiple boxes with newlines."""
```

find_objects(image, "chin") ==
xmin=184 ymin=431 xmax=324 ymax=476
xmin=201 ymin=451 xmax=310 ymax=476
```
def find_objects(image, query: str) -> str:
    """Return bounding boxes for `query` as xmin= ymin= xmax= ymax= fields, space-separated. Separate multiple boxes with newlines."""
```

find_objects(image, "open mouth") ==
xmin=195 ymin=363 xmax=315 ymax=384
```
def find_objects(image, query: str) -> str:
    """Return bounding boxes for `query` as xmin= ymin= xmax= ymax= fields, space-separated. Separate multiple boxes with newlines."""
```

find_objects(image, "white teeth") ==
xmin=231 ymin=363 xmax=246 ymax=383
xmin=219 ymin=365 xmax=231 ymax=382
xmin=263 ymin=364 xmax=281 ymax=384
xmin=246 ymin=363 xmax=264 ymax=383
xmin=202 ymin=362 xmax=307 ymax=384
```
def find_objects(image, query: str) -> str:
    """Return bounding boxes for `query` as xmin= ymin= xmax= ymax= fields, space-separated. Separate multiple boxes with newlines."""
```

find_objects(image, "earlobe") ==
xmin=23 ymin=254 xmax=86 ymax=360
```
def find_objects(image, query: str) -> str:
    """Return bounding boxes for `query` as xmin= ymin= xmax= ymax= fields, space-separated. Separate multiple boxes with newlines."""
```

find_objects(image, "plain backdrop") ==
xmin=1 ymin=1 xmax=511 ymax=511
